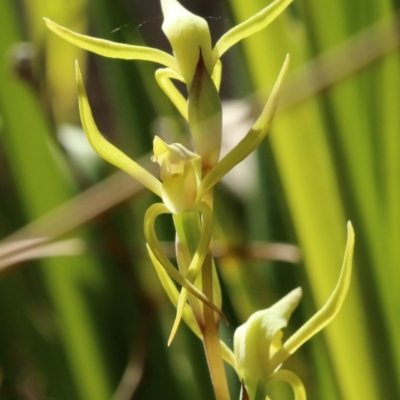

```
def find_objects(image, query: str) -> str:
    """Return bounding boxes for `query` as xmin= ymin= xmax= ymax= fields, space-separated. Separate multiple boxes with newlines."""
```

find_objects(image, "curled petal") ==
xmin=213 ymin=0 xmax=294 ymax=61
xmin=198 ymin=54 xmax=290 ymax=198
xmin=269 ymin=370 xmax=307 ymax=400
xmin=45 ymin=18 xmax=177 ymax=70
xmin=155 ymin=68 xmax=188 ymax=120
xmin=75 ymin=62 xmax=162 ymax=196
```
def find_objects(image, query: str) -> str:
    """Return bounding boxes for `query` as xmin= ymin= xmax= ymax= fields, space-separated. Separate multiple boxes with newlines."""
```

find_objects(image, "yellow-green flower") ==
xmin=234 ymin=223 xmax=355 ymax=400
xmin=74 ymin=54 xmax=289 ymax=213
xmin=44 ymin=0 xmax=293 ymax=119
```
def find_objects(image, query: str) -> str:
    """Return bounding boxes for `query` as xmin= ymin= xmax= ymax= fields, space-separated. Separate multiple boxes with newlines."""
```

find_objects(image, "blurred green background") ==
xmin=0 ymin=0 xmax=399 ymax=399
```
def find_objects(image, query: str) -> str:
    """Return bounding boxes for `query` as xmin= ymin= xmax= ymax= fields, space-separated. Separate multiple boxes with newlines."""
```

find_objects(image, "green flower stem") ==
xmin=173 ymin=193 xmax=230 ymax=400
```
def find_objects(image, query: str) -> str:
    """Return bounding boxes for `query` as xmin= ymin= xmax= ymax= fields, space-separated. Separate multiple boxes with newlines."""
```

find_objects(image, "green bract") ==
xmin=44 ymin=0 xmax=294 ymax=119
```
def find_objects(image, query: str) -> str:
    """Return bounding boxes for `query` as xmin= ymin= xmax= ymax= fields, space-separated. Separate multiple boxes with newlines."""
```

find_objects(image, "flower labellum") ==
xmin=152 ymin=136 xmax=202 ymax=214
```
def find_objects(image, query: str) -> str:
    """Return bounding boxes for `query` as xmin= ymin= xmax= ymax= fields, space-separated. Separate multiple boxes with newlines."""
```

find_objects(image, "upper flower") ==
xmin=74 ymin=52 xmax=289 ymax=213
xmin=44 ymin=0 xmax=293 ymax=118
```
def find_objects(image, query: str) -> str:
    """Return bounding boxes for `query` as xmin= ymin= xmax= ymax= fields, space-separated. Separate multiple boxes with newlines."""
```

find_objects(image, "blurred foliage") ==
xmin=0 ymin=0 xmax=399 ymax=399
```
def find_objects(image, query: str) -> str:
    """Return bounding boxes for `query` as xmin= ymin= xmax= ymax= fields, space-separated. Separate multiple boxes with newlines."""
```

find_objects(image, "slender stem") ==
xmin=201 ymin=250 xmax=231 ymax=400
xmin=201 ymin=191 xmax=231 ymax=400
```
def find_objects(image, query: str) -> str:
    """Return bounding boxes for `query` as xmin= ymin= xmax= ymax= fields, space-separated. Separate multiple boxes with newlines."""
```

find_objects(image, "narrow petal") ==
xmin=270 ymin=222 xmax=355 ymax=371
xmin=198 ymin=54 xmax=290 ymax=198
xmin=75 ymin=61 xmax=162 ymax=197
xmin=213 ymin=0 xmax=294 ymax=60
xmin=149 ymin=245 xmax=237 ymax=370
xmin=168 ymin=202 xmax=213 ymax=345
xmin=155 ymin=68 xmax=188 ymax=120
xmin=211 ymin=59 xmax=223 ymax=91
xmin=144 ymin=203 xmax=225 ymax=320
xmin=44 ymin=18 xmax=177 ymax=71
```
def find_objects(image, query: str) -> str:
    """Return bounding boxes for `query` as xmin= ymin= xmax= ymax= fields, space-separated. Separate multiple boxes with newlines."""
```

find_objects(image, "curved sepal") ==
xmin=213 ymin=0 xmax=294 ymax=60
xmin=45 ymin=18 xmax=177 ymax=70
xmin=75 ymin=62 xmax=162 ymax=196
xmin=198 ymin=54 xmax=290 ymax=198
xmin=270 ymin=222 xmax=355 ymax=371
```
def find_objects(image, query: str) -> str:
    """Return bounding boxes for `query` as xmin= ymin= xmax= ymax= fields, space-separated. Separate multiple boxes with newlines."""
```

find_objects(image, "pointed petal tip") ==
xmin=168 ymin=317 xmax=180 ymax=347
xmin=347 ymin=221 xmax=354 ymax=234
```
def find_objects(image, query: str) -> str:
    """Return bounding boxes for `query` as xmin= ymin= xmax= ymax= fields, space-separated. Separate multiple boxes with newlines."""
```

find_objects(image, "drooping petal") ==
xmin=213 ymin=0 xmax=294 ymax=61
xmin=160 ymin=0 xmax=214 ymax=85
xmin=155 ymin=68 xmax=188 ymax=120
xmin=149 ymin=243 xmax=236 ymax=370
xmin=75 ymin=61 xmax=162 ymax=196
xmin=45 ymin=18 xmax=177 ymax=70
xmin=198 ymin=54 xmax=290 ymax=199
xmin=144 ymin=203 xmax=224 ymax=320
xmin=168 ymin=201 xmax=213 ymax=345
xmin=234 ymin=288 xmax=302 ymax=399
xmin=270 ymin=222 xmax=355 ymax=372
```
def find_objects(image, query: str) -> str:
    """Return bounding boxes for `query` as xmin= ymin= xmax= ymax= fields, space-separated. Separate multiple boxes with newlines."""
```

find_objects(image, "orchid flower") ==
xmin=233 ymin=223 xmax=355 ymax=400
xmin=44 ymin=0 xmax=293 ymax=119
